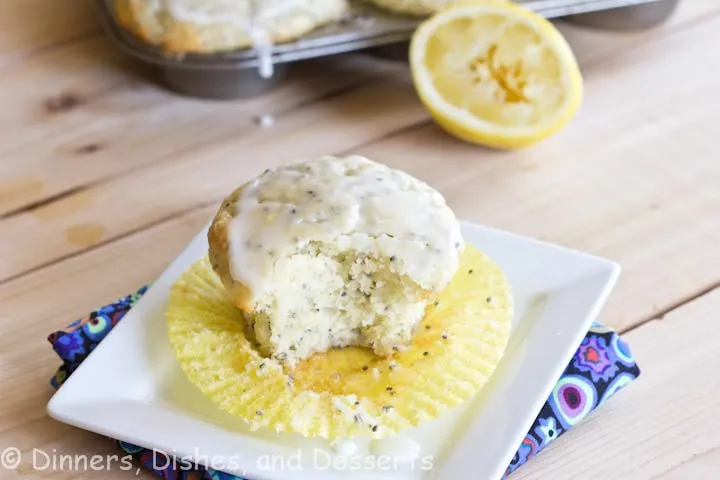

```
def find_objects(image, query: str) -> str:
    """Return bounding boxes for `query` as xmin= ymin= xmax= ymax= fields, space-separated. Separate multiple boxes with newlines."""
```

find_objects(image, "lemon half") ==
xmin=166 ymin=246 xmax=512 ymax=439
xmin=410 ymin=0 xmax=583 ymax=149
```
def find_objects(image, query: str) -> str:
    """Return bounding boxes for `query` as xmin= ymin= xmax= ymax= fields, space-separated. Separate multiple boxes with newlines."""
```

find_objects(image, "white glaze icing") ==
xmin=158 ymin=0 xmax=305 ymax=79
xmin=249 ymin=27 xmax=275 ymax=79
xmin=162 ymin=0 xmax=302 ymax=27
xmin=226 ymin=155 xmax=465 ymax=295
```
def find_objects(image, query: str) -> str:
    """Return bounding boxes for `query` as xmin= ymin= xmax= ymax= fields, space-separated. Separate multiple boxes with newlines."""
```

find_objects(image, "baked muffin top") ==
xmin=217 ymin=155 xmax=464 ymax=295
xmin=114 ymin=0 xmax=349 ymax=53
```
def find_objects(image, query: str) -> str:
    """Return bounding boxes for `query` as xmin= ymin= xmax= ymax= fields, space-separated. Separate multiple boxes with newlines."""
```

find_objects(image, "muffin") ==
xmin=208 ymin=155 xmax=465 ymax=365
xmin=113 ymin=0 xmax=349 ymax=54
xmin=166 ymin=245 xmax=513 ymax=438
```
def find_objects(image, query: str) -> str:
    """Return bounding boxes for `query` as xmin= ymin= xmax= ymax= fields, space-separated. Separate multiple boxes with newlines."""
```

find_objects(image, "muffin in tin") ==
xmin=113 ymin=0 xmax=349 ymax=54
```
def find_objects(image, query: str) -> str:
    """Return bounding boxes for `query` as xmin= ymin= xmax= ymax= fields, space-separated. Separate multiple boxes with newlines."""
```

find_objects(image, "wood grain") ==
xmin=511 ymin=288 xmax=720 ymax=480
xmin=553 ymin=0 xmax=720 ymax=69
xmin=0 ymin=207 xmax=215 ymax=337
xmin=651 ymin=448 xmax=720 ymax=480
xmin=0 ymin=0 xmax=100 ymax=68
xmin=0 ymin=37 xmax=136 ymax=163
xmin=0 ymin=47 xmax=403 ymax=216
xmin=0 ymin=73 xmax=429 ymax=282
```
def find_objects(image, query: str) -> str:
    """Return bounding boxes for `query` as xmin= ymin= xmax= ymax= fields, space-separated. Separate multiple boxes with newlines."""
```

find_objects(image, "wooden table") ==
xmin=1 ymin=0 xmax=719 ymax=478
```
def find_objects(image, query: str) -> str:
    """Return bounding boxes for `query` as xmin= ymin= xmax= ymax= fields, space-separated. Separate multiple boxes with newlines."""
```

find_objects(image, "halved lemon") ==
xmin=410 ymin=0 xmax=583 ymax=149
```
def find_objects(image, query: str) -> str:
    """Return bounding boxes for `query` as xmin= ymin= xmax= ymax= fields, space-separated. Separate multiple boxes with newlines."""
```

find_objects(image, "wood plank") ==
xmin=1 ymin=0 xmax=716 ymax=215
xmin=0 ymin=211 xmax=216 ymax=480
xmin=553 ymin=0 xmax=720 ymax=68
xmin=0 ymin=0 xmax=100 ymax=68
xmin=651 ymin=448 xmax=720 ymax=480
xmin=0 ymin=39 xmax=402 ymax=216
xmin=5 ymin=419 xmax=149 ymax=479
xmin=0 ymin=73 xmax=430 ymax=282
xmin=511 ymin=288 xmax=720 ymax=480
xmin=0 ymin=206 xmax=215 ymax=338
xmin=0 ymin=208 xmax=214 ymax=479
xmin=0 ymin=37 xmax=136 ymax=161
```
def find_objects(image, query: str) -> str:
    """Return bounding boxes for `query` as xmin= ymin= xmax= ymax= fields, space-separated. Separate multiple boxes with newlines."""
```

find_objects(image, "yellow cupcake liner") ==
xmin=166 ymin=245 xmax=513 ymax=439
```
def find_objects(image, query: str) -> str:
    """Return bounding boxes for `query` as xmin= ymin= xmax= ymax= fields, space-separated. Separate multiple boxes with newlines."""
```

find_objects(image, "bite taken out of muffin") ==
xmin=165 ymin=154 xmax=513 ymax=439
xmin=207 ymin=155 xmax=465 ymax=366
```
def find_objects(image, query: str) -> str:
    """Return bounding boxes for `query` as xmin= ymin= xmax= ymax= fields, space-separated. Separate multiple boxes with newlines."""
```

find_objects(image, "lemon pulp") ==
xmin=411 ymin=1 xmax=583 ymax=148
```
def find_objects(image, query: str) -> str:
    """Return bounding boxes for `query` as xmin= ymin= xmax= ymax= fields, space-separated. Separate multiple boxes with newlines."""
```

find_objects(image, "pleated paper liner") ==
xmin=166 ymin=245 xmax=513 ymax=439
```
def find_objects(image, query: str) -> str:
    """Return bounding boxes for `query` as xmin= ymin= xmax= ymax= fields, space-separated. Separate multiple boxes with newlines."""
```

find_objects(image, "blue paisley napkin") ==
xmin=48 ymin=285 xmax=640 ymax=479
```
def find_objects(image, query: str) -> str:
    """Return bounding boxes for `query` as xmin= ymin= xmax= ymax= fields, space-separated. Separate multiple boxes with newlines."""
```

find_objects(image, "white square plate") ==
xmin=48 ymin=220 xmax=619 ymax=480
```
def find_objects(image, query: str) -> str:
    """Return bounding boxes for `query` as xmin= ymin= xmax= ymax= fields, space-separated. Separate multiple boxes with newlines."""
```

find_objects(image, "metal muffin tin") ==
xmin=566 ymin=0 xmax=679 ymax=29
xmin=95 ymin=0 xmax=675 ymax=99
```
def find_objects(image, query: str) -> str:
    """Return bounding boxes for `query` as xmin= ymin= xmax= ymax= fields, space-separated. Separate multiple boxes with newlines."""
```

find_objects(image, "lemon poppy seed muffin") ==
xmin=114 ymin=0 xmax=349 ymax=54
xmin=208 ymin=155 xmax=464 ymax=365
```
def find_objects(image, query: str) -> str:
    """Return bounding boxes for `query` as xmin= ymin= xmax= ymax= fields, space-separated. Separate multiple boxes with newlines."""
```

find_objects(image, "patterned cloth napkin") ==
xmin=48 ymin=286 xmax=641 ymax=479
